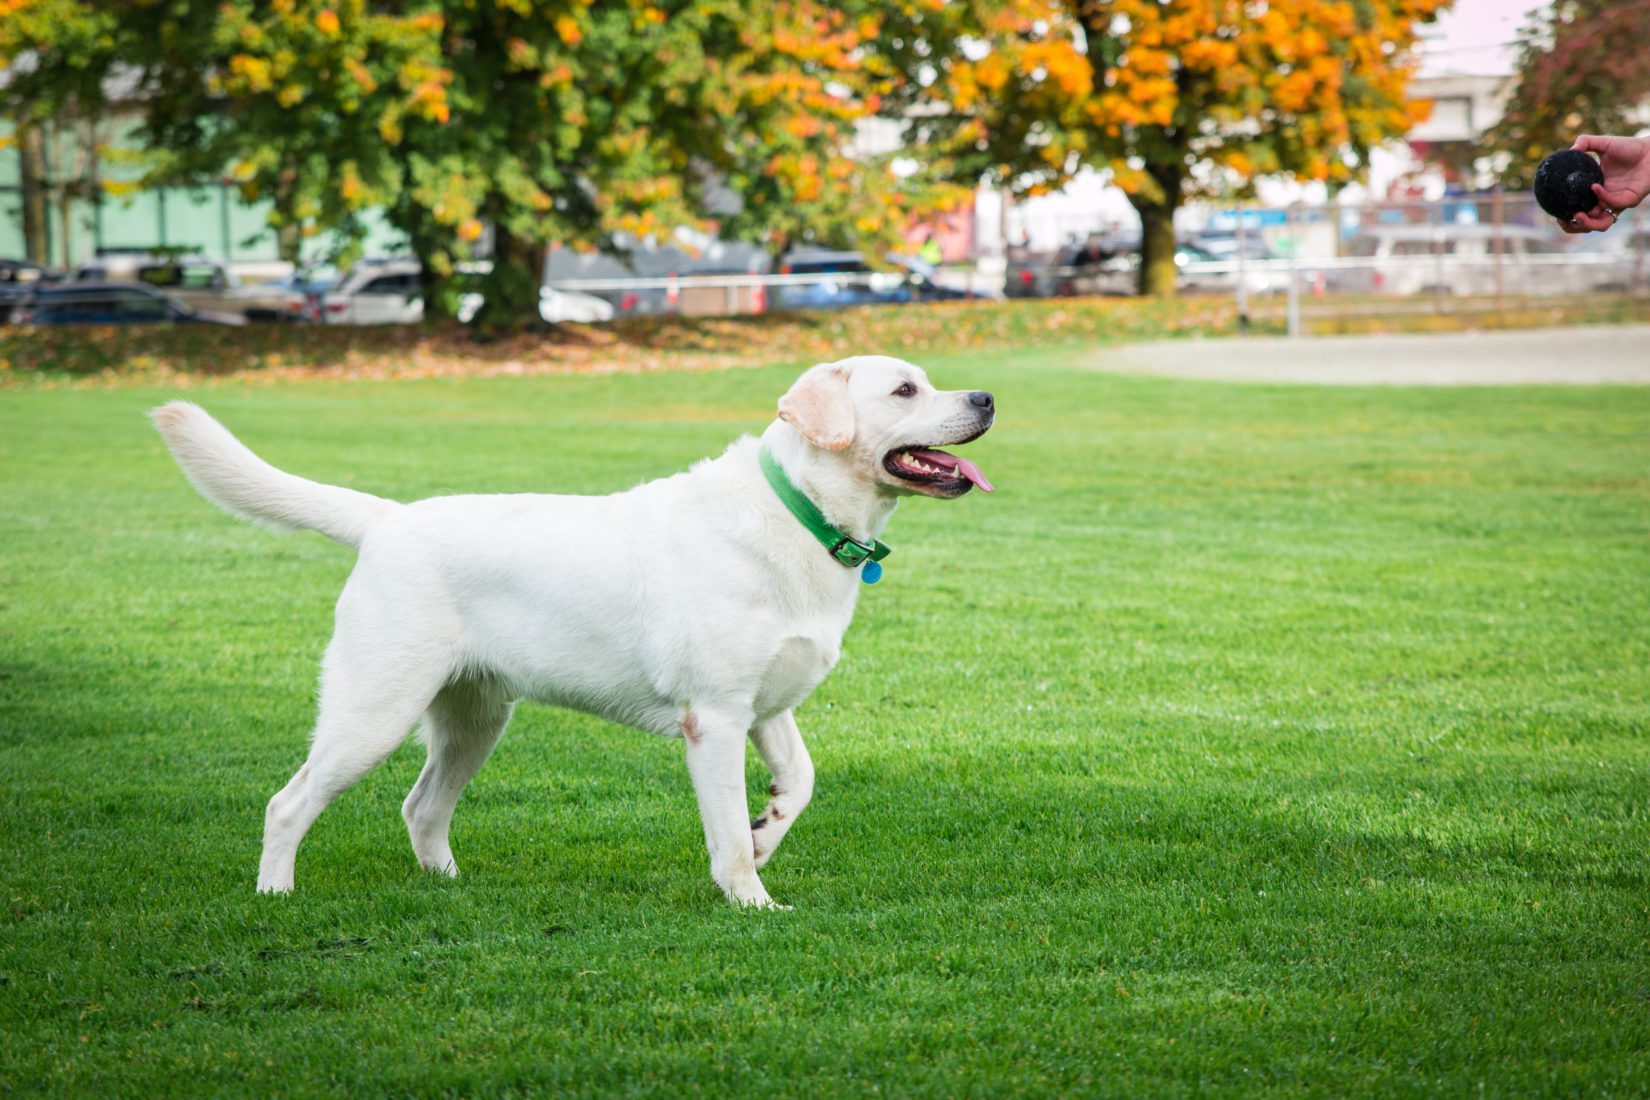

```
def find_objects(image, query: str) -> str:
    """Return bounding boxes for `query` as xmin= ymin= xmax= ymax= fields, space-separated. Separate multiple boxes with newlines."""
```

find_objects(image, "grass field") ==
xmin=3 ymin=342 xmax=1648 ymax=1095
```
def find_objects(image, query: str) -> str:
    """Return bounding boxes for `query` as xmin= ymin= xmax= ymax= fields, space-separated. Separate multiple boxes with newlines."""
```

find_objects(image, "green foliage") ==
xmin=0 ymin=0 xmax=947 ymax=326
xmin=1485 ymin=0 xmax=1650 ymax=187
xmin=0 ymin=0 xmax=447 ymax=262
xmin=2 ymin=354 xmax=1649 ymax=1093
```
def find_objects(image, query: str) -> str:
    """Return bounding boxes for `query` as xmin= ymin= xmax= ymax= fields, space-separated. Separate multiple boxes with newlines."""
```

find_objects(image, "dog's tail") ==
xmin=149 ymin=402 xmax=399 ymax=550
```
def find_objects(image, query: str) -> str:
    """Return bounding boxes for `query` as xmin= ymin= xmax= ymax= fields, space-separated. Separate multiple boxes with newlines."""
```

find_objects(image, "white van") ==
xmin=1334 ymin=224 xmax=1615 ymax=297
xmin=320 ymin=259 xmax=613 ymax=324
xmin=72 ymin=253 xmax=305 ymax=321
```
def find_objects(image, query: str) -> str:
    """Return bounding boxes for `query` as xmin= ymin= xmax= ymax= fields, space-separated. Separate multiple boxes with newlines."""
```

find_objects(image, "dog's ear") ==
xmin=778 ymin=361 xmax=855 ymax=452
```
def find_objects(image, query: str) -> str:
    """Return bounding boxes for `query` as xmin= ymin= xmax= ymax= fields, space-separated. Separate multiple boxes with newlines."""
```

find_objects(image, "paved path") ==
xmin=1089 ymin=325 xmax=1650 ymax=385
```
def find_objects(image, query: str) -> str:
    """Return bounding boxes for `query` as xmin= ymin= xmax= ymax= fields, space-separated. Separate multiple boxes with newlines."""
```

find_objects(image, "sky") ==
xmin=1419 ymin=0 xmax=1550 ymax=76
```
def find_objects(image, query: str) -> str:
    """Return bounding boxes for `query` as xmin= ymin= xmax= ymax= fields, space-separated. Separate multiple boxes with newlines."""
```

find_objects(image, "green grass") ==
xmin=3 ymin=345 xmax=1648 ymax=1096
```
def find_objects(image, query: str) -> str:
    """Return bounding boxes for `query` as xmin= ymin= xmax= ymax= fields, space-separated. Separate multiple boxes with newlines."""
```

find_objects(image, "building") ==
xmin=0 ymin=83 xmax=399 ymax=273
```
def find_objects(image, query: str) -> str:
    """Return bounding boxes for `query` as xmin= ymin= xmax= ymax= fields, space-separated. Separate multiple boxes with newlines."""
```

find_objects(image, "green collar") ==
xmin=759 ymin=444 xmax=891 ymax=570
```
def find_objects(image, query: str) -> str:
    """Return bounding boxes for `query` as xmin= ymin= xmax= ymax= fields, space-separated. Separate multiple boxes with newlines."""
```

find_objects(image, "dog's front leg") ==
xmin=748 ymin=711 xmax=814 ymax=870
xmin=682 ymin=706 xmax=777 ymax=908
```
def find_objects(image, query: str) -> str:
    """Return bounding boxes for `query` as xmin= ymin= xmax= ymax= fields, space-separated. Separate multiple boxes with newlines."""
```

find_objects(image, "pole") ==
xmin=1235 ymin=207 xmax=1250 ymax=333
xmin=1492 ymin=188 xmax=1505 ymax=324
xmin=1433 ymin=199 xmax=1445 ymax=314
xmin=1286 ymin=202 xmax=1300 ymax=338
xmin=220 ymin=183 xmax=233 ymax=263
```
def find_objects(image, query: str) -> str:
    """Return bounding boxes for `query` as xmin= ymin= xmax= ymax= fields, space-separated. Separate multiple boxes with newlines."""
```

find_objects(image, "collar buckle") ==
xmin=761 ymin=443 xmax=892 ymax=573
xmin=829 ymin=536 xmax=874 ymax=568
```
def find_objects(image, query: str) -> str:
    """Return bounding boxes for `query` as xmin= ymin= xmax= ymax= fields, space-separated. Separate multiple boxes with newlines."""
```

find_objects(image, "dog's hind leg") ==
xmin=402 ymin=677 xmax=513 ymax=877
xmin=257 ymin=634 xmax=448 ymax=894
xmin=748 ymin=711 xmax=815 ymax=871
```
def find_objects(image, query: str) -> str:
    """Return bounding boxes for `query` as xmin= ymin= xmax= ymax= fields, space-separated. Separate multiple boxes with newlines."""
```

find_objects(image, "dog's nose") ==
xmin=969 ymin=391 xmax=994 ymax=411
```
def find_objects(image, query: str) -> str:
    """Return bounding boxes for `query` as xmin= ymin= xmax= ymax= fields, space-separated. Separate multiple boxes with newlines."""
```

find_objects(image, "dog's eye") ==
xmin=893 ymin=382 xmax=915 ymax=398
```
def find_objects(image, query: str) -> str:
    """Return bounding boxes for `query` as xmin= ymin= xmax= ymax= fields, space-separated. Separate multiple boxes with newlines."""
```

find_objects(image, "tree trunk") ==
xmin=273 ymin=168 xmax=301 ymax=266
xmin=57 ymin=184 xmax=75 ymax=269
xmin=475 ymin=223 xmax=544 ymax=331
xmin=763 ymin=233 xmax=793 ymax=312
xmin=1135 ymin=201 xmax=1177 ymax=297
xmin=1128 ymin=160 xmax=1184 ymax=297
xmin=275 ymin=222 xmax=301 ymax=266
xmin=19 ymin=124 xmax=49 ymax=266
xmin=400 ymin=221 xmax=456 ymax=323
xmin=419 ymin=260 xmax=457 ymax=324
xmin=55 ymin=126 xmax=76 ymax=270
xmin=50 ymin=118 xmax=97 ymax=269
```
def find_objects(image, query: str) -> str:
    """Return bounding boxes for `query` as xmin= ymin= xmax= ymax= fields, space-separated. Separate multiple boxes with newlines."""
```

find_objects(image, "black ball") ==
xmin=1533 ymin=149 xmax=1604 ymax=220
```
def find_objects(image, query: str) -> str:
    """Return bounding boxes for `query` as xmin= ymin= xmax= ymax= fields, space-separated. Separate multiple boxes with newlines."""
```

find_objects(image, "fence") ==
xmin=15 ymin=190 xmax=1645 ymax=333
xmin=1005 ymin=193 xmax=1648 ymax=333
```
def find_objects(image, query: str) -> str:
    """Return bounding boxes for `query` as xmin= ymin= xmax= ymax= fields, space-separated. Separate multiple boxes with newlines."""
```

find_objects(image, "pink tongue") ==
xmin=950 ymin=454 xmax=995 ymax=493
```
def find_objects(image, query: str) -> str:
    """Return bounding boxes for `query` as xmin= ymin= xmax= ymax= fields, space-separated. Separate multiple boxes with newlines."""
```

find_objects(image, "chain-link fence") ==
xmin=532 ymin=195 xmax=1645 ymax=332
xmin=1000 ymin=193 xmax=1649 ymax=333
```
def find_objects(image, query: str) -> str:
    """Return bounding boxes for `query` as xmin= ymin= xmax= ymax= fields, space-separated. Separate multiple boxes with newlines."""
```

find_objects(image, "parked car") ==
xmin=1560 ymin=218 xmax=1649 ymax=293
xmin=1187 ymin=229 xmax=1277 ymax=262
xmin=996 ymin=249 xmax=1049 ymax=298
xmin=1167 ymin=243 xmax=1277 ymax=296
xmin=771 ymin=250 xmax=970 ymax=310
xmin=267 ymin=264 xmax=343 ymax=323
xmin=886 ymin=254 xmax=987 ymax=300
xmin=544 ymin=235 xmax=773 ymax=318
xmin=772 ymin=250 xmax=899 ymax=310
xmin=540 ymin=287 xmax=616 ymax=323
xmin=319 ymin=259 xmax=429 ymax=325
xmin=0 ymin=257 xmax=56 ymax=285
xmin=70 ymin=253 xmax=305 ymax=321
xmin=1005 ymin=238 xmax=1270 ymax=298
xmin=15 ymin=283 xmax=245 ymax=326
xmin=1331 ymin=223 xmax=1629 ymax=297
xmin=1005 ymin=248 xmax=1079 ymax=298
xmin=1005 ymin=236 xmax=1138 ymax=298
xmin=0 ymin=258 xmax=59 ymax=322
xmin=320 ymin=258 xmax=613 ymax=325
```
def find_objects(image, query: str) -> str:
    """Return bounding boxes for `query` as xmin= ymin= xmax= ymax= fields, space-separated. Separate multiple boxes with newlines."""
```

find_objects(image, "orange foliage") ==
xmin=933 ymin=0 xmax=1446 ymax=205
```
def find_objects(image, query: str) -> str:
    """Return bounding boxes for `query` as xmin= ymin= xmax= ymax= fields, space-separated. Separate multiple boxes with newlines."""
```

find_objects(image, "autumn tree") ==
xmin=0 ymin=0 xmax=123 ymax=264
xmin=1485 ymin=0 xmax=1650 ymax=187
xmin=700 ymin=5 xmax=967 ymax=270
xmin=0 ymin=1 xmax=445 ymax=266
xmin=886 ymin=0 xmax=1447 ymax=295
xmin=398 ymin=0 xmax=956 ymax=326
xmin=3 ymin=0 xmax=953 ymax=326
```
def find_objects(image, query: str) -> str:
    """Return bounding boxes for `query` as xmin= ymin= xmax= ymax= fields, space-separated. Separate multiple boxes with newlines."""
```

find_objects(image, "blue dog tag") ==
xmin=861 ymin=559 xmax=883 ymax=584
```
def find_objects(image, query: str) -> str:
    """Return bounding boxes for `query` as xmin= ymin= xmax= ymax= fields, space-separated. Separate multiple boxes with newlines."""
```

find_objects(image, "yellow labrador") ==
xmin=151 ymin=356 xmax=994 ymax=906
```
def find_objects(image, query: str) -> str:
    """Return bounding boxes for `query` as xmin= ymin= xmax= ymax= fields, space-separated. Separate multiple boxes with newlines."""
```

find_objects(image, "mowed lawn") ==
xmin=2 ymin=345 xmax=1648 ymax=1096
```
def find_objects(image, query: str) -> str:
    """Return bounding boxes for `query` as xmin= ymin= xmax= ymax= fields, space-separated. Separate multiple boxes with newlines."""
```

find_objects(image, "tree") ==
xmin=3 ymin=0 xmax=958 ymax=326
xmin=0 ymin=0 xmax=446 ymax=268
xmin=886 ymin=0 xmax=1447 ymax=295
xmin=0 ymin=0 xmax=124 ymax=265
xmin=387 ymin=0 xmax=959 ymax=327
xmin=695 ymin=5 xmax=968 ymax=271
xmin=1485 ymin=0 xmax=1650 ymax=187
xmin=16 ymin=123 xmax=49 ymax=263
xmin=128 ymin=1 xmax=448 ymax=271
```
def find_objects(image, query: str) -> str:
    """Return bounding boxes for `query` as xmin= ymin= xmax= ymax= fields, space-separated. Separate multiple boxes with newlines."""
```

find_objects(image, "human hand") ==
xmin=1559 ymin=134 xmax=1650 ymax=233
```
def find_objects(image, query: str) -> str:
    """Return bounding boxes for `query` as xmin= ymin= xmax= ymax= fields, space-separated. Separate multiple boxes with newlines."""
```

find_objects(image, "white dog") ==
xmin=151 ymin=356 xmax=995 ymax=907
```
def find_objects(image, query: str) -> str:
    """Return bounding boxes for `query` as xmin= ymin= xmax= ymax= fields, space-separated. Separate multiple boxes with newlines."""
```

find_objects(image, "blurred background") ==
xmin=0 ymin=0 xmax=1645 ymax=334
